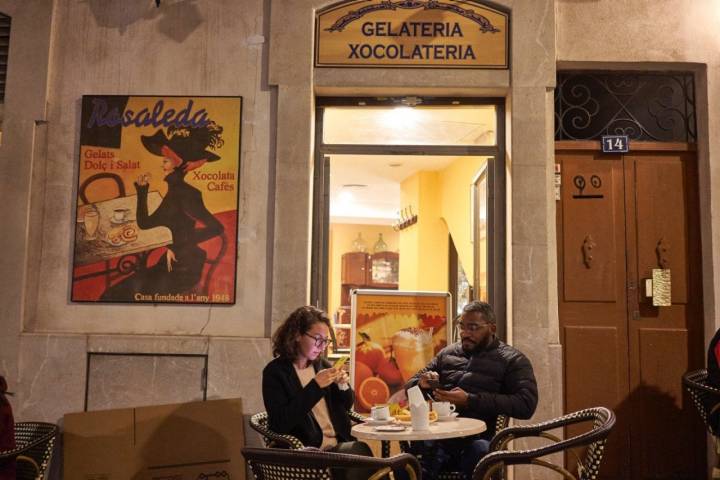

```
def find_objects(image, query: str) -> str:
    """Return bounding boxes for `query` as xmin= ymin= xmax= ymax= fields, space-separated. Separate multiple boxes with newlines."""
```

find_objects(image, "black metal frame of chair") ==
xmin=242 ymin=446 xmax=421 ymax=480
xmin=683 ymin=368 xmax=720 ymax=479
xmin=249 ymin=410 xmax=367 ymax=450
xmin=0 ymin=421 xmax=59 ymax=480
xmin=472 ymin=407 xmax=615 ymax=480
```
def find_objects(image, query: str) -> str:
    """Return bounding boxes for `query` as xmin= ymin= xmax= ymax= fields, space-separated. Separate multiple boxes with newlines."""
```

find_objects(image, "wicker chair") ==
xmin=242 ymin=446 xmax=421 ymax=480
xmin=399 ymin=414 xmax=509 ymax=480
xmin=0 ymin=422 xmax=58 ymax=480
xmin=682 ymin=368 xmax=720 ymax=478
xmin=249 ymin=410 xmax=367 ymax=449
xmin=470 ymin=407 xmax=615 ymax=480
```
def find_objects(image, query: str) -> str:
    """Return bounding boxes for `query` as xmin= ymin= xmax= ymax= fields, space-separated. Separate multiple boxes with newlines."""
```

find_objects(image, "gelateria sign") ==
xmin=315 ymin=0 xmax=509 ymax=68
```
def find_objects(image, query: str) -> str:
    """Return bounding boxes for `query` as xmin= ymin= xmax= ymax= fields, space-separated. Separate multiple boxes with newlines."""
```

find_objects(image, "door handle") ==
xmin=582 ymin=235 xmax=596 ymax=269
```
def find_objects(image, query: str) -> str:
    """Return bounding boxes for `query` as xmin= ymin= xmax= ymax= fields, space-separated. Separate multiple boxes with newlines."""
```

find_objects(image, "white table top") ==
xmin=352 ymin=416 xmax=486 ymax=441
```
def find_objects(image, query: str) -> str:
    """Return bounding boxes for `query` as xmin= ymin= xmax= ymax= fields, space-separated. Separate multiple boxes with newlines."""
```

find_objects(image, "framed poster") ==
xmin=71 ymin=95 xmax=242 ymax=304
xmin=350 ymin=289 xmax=452 ymax=413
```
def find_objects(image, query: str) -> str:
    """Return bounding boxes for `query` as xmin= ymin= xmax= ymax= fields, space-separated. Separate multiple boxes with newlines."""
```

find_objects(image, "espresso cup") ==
xmin=432 ymin=401 xmax=456 ymax=417
xmin=371 ymin=404 xmax=390 ymax=421
xmin=113 ymin=208 xmax=130 ymax=222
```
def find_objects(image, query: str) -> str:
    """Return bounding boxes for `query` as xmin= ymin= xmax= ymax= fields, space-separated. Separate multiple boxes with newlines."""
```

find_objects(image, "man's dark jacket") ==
xmin=406 ymin=337 xmax=538 ymax=437
xmin=263 ymin=356 xmax=355 ymax=447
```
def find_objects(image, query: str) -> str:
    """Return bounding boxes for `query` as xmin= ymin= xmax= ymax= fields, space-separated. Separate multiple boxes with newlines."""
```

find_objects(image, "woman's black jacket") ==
xmin=262 ymin=356 xmax=355 ymax=447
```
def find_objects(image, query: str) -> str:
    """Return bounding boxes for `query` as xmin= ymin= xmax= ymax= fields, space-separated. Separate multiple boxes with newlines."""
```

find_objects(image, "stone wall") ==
xmin=0 ymin=0 xmax=274 ymax=448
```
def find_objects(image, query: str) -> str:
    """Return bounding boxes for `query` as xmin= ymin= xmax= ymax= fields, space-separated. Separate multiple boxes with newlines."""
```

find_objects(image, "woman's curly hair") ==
xmin=272 ymin=306 xmax=331 ymax=360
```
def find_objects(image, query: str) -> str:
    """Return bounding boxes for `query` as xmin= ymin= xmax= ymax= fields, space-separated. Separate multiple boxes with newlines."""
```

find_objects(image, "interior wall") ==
xmin=439 ymin=156 xmax=488 ymax=283
xmin=398 ymin=171 xmax=449 ymax=292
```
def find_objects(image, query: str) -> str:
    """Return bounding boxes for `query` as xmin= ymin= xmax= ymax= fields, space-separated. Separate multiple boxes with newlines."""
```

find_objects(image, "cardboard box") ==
xmin=64 ymin=398 xmax=245 ymax=480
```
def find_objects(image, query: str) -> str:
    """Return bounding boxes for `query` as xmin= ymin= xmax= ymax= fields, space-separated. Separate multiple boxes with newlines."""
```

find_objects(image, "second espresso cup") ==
xmin=371 ymin=404 xmax=390 ymax=421
xmin=432 ymin=401 xmax=456 ymax=417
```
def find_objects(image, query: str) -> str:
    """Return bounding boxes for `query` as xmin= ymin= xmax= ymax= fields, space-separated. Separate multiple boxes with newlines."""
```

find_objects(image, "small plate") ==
xmin=397 ymin=417 xmax=438 ymax=426
xmin=363 ymin=417 xmax=396 ymax=426
xmin=110 ymin=217 xmax=133 ymax=225
xmin=374 ymin=425 xmax=406 ymax=432
xmin=437 ymin=412 xmax=459 ymax=422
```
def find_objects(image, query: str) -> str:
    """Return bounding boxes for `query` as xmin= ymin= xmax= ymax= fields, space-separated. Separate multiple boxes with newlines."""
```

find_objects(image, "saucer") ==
xmin=110 ymin=217 xmax=133 ymax=225
xmin=373 ymin=425 xmax=406 ymax=432
xmin=363 ymin=416 xmax=396 ymax=426
xmin=437 ymin=412 xmax=459 ymax=421
xmin=397 ymin=417 xmax=438 ymax=426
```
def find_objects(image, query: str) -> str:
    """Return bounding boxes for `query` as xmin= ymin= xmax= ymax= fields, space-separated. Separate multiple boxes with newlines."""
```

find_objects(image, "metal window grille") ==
xmin=0 ymin=13 xmax=10 ymax=103
xmin=555 ymin=71 xmax=697 ymax=142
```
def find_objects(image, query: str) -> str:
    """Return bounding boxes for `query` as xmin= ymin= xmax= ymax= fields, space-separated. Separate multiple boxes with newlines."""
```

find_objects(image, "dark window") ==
xmin=555 ymin=71 xmax=697 ymax=142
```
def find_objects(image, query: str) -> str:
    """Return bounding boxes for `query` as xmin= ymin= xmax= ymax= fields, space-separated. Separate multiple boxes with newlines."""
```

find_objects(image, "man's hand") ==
xmin=315 ymin=368 xmax=339 ymax=388
xmin=418 ymin=371 xmax=440 ymax=389
xmin=433 ymin=387 xmax=470 ymax=407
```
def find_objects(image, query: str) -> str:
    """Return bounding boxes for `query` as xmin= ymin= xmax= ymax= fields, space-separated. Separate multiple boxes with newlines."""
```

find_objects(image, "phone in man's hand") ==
xmin=427 ymin=378 xmax=441 ymax=389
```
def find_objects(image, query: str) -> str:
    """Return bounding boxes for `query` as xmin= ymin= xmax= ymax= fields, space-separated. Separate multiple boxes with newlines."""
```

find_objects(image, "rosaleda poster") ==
xmin=350 ymin=290 xmax=451 ymax=412
xmin=71 ymin=95 xmax=242 ymax=304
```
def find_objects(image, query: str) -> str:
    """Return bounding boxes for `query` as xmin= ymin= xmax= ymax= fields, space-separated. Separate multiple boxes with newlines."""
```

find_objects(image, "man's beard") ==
xmin=461 ymin=336 xmax=492 ymax=353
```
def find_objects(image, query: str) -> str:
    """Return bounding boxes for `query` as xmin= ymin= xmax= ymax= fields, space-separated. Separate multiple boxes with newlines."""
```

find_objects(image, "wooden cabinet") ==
xmin=338 ymin=252 xmax=399 ymax=323
xmin=341 ymin=252 xmax=370 ymax=285
xmin=370 ymin=251 xmax=399 ymax=287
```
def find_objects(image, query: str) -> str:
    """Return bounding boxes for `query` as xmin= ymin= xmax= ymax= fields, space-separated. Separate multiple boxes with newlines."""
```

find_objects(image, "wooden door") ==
xmin=557 ymin=145 xmax=705 ymax=480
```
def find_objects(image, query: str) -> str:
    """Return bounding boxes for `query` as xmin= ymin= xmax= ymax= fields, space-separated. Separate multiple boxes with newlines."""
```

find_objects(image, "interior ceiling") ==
xmin=330 ymin=155 xmax=458 ymax=225
xmin=328 ymin=105 xmax=495 ymax=225
xmin=323 ymin=106 xmax=496 ymax=146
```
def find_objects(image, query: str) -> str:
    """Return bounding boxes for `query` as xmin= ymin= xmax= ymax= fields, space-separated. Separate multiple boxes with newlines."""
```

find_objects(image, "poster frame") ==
xmin=70 ymin=94 xmax=242 ymax=305
xmin=349 ymin=289 xmax=453 ymax=410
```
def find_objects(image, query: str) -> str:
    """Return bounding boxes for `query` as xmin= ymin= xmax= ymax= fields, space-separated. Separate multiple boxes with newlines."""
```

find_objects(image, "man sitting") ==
xmin=406 ymin=301 xmax=538 ymax=479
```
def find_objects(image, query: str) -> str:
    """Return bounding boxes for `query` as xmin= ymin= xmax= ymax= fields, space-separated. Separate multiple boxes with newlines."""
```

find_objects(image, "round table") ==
xmin=352 ymin=417 xmax=487 ymax=457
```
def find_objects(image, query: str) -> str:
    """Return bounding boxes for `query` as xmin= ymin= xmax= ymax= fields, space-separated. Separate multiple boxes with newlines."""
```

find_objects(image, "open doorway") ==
xmin=311 ymin=97 xmax=506 ymax=350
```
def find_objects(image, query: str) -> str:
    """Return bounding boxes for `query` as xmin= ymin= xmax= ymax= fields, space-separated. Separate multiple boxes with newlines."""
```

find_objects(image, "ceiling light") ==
xmin=381 ymin=106 xmax=420 ymax=129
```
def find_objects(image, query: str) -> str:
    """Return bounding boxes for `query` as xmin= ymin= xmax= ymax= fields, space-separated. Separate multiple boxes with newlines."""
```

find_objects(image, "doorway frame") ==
xmin=311 ymin=96 xmax=507 ymax=339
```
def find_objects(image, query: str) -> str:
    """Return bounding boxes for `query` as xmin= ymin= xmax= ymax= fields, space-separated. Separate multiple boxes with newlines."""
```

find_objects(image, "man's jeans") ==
xmin=410 ymin=436 xmax=490 ymax=479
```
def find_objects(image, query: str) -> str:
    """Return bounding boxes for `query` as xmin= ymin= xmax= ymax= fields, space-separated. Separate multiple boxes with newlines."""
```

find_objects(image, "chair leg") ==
xmin=713 ymin=437 xmax=720 ymax=480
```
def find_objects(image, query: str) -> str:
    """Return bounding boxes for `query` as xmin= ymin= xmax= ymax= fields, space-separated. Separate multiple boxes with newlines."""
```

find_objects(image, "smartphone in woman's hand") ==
xmin=333 ymin=356 xmax=349 ymax=369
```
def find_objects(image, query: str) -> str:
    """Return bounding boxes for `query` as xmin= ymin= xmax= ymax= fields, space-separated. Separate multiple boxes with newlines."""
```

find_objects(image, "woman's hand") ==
xmin=335 ymin=369 xmax=350 ymax=386
xmin=315 ymin=368 xmax=338 ymax=388
xmin=166 ymin=249 xmax=177 ymax=272
xmin=136 ymin=173 xmax=150 ymax=186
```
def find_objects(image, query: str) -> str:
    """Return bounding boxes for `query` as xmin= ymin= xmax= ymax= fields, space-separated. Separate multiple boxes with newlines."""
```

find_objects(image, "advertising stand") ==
xmin=349 ymin=289 xmax=452 ymax=413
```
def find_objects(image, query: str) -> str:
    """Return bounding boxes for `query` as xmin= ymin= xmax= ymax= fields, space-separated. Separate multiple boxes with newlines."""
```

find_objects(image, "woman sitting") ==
xmin=262 ymin=306 xmax=373 ymax=478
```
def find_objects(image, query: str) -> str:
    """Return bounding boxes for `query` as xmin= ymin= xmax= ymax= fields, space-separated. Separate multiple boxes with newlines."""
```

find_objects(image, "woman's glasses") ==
xmin=304 ymin=333 xmax=330 ymax=347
